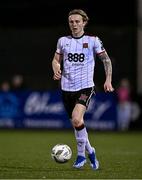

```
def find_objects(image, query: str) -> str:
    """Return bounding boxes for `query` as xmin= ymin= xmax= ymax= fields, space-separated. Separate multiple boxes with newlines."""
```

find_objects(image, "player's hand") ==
xmin=53 ymin=70 xmax=62 ymax=80
xmin=104 ymin=81 xmax=114 ymax=92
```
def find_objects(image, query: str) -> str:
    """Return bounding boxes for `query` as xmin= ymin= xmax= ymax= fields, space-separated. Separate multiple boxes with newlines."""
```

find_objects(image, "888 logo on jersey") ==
xmin=67 ymin=53 xmax=85 ymax=62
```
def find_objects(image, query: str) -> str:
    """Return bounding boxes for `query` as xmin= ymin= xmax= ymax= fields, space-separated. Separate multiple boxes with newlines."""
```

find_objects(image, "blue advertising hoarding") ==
xmin=0 ymin=90 xmax=117 ymax=130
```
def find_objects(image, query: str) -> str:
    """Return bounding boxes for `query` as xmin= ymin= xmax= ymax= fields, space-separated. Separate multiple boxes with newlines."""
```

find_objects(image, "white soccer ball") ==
xmin=51 ymin=144 xmax=72 ymax=163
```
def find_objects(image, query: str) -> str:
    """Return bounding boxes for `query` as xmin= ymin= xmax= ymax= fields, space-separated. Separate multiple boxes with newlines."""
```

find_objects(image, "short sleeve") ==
xmin=94 ymin=36 xmax=105 ymax=54
xmin=56 ymin=38 xmax=63 ymax=54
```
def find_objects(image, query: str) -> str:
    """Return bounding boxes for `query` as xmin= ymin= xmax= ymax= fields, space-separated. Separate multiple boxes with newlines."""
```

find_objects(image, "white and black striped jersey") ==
xmin=56 ymin=34 xmax=105 ymax=91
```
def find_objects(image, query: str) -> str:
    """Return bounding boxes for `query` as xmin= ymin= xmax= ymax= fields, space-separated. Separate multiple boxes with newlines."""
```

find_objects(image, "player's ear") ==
xmin=83 ymin=21 xmax=87 ymax=27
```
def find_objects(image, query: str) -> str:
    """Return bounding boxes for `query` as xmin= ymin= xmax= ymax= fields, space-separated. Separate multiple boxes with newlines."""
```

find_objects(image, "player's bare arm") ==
xmin=52 ymin=52 xmax=62 ymax=80
xmin=98 ymin=51 xmax=114 ymax=92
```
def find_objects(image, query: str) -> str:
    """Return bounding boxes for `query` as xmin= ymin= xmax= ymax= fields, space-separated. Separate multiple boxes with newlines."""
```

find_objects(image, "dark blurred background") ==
xmin=0 ymin=0 xmax=137 ymax=91
xmin=0 ymin=0 xmax=142 ymax=131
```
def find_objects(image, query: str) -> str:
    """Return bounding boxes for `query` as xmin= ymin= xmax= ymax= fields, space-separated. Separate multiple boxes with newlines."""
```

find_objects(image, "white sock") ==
xmin=74 ymin=128 xmax=87 ymax=157
xmin=75 ymin=127 xmax=93 ymax=154
xmin=74 ymin=127 xmax=94 ymax=156
xmin=86 ymin=138 xmax=93 ymax=154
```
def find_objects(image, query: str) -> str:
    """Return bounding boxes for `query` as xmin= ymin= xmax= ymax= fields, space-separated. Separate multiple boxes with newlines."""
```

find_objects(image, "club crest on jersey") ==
xmin=83 ymin=43 xmax=88 ymax=48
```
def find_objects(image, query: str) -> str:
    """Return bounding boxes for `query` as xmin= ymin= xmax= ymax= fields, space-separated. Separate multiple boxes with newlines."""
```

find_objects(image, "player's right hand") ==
xmin=53 ymin=70 xmax=62 ymax=80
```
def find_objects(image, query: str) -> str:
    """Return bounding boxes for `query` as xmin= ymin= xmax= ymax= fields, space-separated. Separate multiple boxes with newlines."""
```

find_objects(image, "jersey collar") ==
xmin=71 ymin=33 xmax=85 ymax=39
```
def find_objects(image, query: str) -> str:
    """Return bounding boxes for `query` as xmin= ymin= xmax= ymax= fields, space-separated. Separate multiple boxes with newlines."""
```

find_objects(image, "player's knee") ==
xmin=72 ymin=114 xmax=82 ymax=127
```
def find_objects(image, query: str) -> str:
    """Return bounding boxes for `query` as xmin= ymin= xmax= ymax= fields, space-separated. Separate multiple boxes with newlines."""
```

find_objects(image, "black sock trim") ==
xmin=75 ymin=124 xmax=85 ymax=130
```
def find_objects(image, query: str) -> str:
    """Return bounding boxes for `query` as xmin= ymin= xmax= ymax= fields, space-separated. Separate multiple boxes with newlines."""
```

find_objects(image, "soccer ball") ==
xmin=51 ymin=144 xmax=72 ymax=163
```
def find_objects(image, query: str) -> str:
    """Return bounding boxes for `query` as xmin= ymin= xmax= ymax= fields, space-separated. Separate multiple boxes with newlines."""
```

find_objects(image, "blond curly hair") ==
xmin=68 ymin=9 xmax=89 ymax=23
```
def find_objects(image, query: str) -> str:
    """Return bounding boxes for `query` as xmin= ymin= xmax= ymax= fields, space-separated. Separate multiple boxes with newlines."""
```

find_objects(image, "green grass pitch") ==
xmin=0 ymin=129 xmax=142 ymax=179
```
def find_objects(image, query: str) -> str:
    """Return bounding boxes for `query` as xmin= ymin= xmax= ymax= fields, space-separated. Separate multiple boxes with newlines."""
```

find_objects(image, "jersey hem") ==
xmin=61 ymin=85 xmax=95 ymax=92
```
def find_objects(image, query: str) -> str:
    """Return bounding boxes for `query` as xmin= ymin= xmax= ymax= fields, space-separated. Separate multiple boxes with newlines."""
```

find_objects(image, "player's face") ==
xmin=68 ymin=14 xmax=86 ymax=37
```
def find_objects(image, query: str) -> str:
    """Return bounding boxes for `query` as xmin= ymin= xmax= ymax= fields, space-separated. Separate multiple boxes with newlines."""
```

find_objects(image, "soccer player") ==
xmin=52 ymin=9 xmax=114 ymax=170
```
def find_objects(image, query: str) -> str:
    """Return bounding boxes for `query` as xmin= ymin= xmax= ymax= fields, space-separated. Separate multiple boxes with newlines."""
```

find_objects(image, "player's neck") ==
xmin=72 ymin=31 xmax=85 ymax=38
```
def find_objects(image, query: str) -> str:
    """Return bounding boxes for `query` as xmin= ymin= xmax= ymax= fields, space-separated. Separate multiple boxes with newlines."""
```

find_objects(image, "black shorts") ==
xmin=62 ymin=87 xmax=95 ymax=119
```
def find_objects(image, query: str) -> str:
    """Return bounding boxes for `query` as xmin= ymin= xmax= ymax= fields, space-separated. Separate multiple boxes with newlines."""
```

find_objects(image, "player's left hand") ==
xmin=104 ymin=81 xmax=114 ymax=92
